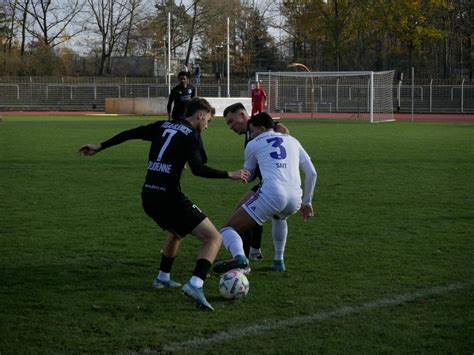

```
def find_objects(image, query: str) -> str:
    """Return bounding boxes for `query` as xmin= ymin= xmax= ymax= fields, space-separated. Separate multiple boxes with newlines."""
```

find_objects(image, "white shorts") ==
xmin=242 ymin=184 xmax=301 ymax=225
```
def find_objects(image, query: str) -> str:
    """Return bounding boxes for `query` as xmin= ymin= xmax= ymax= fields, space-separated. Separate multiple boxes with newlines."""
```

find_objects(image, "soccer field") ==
xmin=1 ymin=115 xmax=473 ymax=353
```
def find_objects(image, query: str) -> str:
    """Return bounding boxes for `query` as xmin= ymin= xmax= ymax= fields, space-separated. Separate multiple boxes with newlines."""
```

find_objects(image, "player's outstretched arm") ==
xmin=78 ymin=125 xmax=152 ymax=157
xmin=78 ymin=144 xmax=101 ymax=156
xmin=227 ymin=169 xmax=250 ymax=183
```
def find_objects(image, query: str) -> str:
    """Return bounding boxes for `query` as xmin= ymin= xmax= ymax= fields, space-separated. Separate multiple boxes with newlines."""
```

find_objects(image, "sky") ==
xmin=63 ymin=0 xmax=285 ymax=57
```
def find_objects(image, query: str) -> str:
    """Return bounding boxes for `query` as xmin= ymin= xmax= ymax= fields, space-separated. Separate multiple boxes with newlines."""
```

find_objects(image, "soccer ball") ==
xmin=218 ymin=269 xmax=249 ymax=300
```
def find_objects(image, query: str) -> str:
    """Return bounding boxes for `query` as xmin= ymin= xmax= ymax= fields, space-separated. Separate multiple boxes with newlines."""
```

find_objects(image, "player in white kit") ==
xmin=213 ymin=112 xmax=317 ymax=273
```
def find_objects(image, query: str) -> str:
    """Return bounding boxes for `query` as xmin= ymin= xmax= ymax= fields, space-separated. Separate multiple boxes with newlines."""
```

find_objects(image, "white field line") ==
xmin=162 ymin=280 xmax=473 ymax=353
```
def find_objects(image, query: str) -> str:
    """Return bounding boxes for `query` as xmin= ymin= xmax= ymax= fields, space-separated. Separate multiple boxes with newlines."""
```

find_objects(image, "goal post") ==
xmin=256 ymin=70 xmax=395 ymax=123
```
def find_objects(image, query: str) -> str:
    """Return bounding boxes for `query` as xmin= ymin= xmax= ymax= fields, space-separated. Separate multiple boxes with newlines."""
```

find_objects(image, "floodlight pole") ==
xmin=226 ymin=17 xmax=230 ymax=98
xmin=167 ymin=12 xmax=171 ymax=95
xmin=288 ymin=63 xmax=314 ymax=118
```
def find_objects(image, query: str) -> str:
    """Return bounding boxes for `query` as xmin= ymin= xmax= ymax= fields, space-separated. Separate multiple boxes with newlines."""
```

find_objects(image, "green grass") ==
xmin=1 ymin=115 xmax=473 ymax=353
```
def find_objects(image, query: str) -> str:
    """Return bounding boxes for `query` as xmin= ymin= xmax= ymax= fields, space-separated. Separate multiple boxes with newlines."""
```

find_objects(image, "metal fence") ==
xmin=0 ymin=76 xmax=472 ymax=113
xmin=394 ymin=80 xmax=474 ymax=113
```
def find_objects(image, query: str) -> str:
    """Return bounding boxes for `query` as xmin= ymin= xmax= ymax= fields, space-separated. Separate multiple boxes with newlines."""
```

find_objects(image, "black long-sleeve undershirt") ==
xmin=100 ymin=123 xmax=228 ymax=179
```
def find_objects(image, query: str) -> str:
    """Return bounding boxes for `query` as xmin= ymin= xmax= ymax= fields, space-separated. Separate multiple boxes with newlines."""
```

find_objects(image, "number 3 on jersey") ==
xmin=267 ymin=137 xmax=287 ymax=159
xmin=156 ymin=129 xmax=177 ymax=161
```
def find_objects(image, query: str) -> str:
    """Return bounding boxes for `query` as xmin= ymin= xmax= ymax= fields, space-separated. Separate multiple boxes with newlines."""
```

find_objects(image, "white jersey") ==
xmin=243 ymin=131 xmax=316 ymax=224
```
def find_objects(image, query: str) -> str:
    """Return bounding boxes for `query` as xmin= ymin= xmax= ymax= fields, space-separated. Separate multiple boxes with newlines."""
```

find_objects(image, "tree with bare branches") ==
xmin=85 ymin=0 xmax=139 ymax=75
xmin=17 ymin=0 xmax=85 ymax=48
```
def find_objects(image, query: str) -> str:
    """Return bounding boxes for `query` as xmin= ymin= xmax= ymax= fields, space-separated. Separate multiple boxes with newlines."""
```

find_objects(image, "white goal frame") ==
xmin=256 ymin=70 xmax=395 ymax=123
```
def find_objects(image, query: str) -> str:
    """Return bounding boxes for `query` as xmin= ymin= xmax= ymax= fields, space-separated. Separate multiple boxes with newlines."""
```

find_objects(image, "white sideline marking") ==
xmin=162 ymin=281 xmax=473 ymax=353
xmin=85 ymin=113 xmax=120 ymax=116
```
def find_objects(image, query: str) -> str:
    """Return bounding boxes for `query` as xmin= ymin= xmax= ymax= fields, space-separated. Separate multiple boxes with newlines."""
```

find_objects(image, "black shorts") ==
xmin=141 ymin=191 xmax=207 ymax=237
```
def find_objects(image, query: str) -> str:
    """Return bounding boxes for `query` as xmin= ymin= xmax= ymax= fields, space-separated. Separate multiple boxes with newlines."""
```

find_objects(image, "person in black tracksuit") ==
xmin=78 ymin=97 xmax=249 ymax=311
xmin=167 ymin=71 xmax=196 ymax=121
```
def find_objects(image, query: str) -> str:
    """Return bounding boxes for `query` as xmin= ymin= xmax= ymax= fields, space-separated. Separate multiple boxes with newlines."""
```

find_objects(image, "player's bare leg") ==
xmin=234 ymin=190 xmax=264 ymax=260
xmin=191 ymin=218 xmax=222 ymax=262
xmin=224 ymin=206 xmax=258 ymax=240
xmin=162 ymin=233 xmax=182 ymax=257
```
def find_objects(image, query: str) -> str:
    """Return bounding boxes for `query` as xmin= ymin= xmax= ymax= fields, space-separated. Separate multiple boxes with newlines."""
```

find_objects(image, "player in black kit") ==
xmin=78 ymin=97 xmax=249 ymax=311
xmin=167 ymin=71 xmax=196 ymax=121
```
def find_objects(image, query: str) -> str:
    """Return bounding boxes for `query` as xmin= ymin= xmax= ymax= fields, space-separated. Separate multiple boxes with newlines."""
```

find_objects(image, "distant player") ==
xmin=78 ymin=97 xmax=249 ymax=311
xmin=167 ymin=71 xmax=195 ymax=121
xmin=223 ymin=103 xmax=290 ymax=271
xmin=214 ymin=112 xmax=317 ymax=274
xmin=251 ymin=81 xmax=267 ymax=116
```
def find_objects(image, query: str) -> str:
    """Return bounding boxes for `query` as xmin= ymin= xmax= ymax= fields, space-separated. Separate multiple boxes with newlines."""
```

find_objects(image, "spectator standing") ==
xmin=215 ymin=71 xmax=222 ymax=84
xmin=194 ymin=64 xmax=201 ymax=85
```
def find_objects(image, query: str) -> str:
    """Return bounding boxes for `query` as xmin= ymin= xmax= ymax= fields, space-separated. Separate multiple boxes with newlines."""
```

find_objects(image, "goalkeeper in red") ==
xmin=251 ymin=81 xmax=267 ymax=115
xmin=213 ymin=112 xmax=317 ymax=273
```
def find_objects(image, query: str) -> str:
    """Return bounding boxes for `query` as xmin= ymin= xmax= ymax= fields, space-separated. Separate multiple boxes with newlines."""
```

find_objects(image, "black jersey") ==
xmin=100 ymin=120 xmax=227 ymax=196
xmin=244 ymin=125 xmax=252 ymax=148
xmin=167 ymin=84 xmax=196 ymax=120
xmin=244 ymin=123 xmax=261 ymax=181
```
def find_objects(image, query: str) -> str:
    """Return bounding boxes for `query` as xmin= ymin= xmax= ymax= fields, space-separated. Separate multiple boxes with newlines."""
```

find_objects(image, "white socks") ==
xmin=249 ymin=247 xmax=261 ymax=256
xmin=157 ymin=271 xmax=170 ymax=282
xmin=221 ymin=222 xmax=287 ymax=260
xmin=272 ymin=218 xmax=288 ymax=261
xmin=190 ymin=276 xmax=204 ymax=288
xmin=221 ymin=227 xmax=245 ymax=257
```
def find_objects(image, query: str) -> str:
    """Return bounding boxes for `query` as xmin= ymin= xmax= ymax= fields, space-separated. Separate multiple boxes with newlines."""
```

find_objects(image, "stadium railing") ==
xmin=0 ymin=77 xmax=472 ymax=114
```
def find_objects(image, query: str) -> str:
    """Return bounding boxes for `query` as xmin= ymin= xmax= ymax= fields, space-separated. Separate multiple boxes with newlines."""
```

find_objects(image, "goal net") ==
xmin=256 ymin=70 xmax=395 ymax=123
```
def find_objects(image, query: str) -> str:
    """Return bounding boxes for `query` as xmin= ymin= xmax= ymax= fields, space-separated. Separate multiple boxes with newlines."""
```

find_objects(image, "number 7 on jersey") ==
xmin=156 ymin=129 xmax=177 ymax=162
